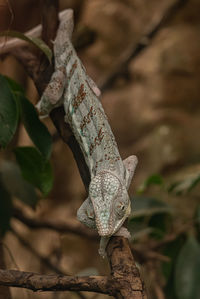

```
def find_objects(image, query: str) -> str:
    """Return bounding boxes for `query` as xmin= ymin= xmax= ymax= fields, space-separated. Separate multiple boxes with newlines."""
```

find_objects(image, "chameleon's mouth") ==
xmin=96 ymin=219 xmax=125 ymax=237
xmin=96 ymin=219 xmax=112 ymax=237
xmin=96 ymin=201 xmax=131 ymax=237
xmin=95 ymin=216 xmax=124 ymax=237
xmin=93 ymin=207 xmax=113 ymax=236
xmin=94 ymin=213 xmax=114 ymax=237
xmin=99 ymin=230 xmax=111 ymax=237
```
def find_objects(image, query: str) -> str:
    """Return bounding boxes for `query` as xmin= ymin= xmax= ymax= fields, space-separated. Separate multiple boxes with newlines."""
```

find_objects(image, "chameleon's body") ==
xmin=37 ymin=9 xmax=138 ymax=256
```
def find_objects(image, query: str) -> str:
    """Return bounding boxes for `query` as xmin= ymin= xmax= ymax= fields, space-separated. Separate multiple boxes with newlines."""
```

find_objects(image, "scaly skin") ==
xmin=37 ymin=9 xmax=138 ymax=256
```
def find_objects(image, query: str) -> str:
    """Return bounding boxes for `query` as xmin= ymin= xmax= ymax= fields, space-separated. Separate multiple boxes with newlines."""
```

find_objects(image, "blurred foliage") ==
xmin=0 ymin=160 xmax=38 ymax=208
xmin=6 ymin=76 xmax=52 ymax=159
xmin=168 ymin=174 xmax=200 ymax=195
xmin=0 ymin=75 xmax=19 ymax=147
xmin=130 ymin=172 xmax=200 ymax=299
xmin=14 ymin=146 xmax=53 ymax=196
xmin=0 ymin=179 xmax=13 ymax=237
xmin=137 ymin=174 xmax=164 ymax=194
xmin=1 ymin=74 xmax=200 ymax=298
xmin=0 ymin=75 xmax=53 ymax=234
xmin=175 ymin=236 xmax=200 ymax=299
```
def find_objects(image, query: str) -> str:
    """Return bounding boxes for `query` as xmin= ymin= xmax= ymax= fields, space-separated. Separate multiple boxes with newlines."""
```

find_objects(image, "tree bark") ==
xmin=0 ymin=243 xmax=11 ymax=299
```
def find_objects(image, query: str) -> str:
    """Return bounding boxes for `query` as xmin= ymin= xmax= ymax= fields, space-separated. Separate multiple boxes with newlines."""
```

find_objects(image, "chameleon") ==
xmin=36 ymin=9 xmax=138 ymax=257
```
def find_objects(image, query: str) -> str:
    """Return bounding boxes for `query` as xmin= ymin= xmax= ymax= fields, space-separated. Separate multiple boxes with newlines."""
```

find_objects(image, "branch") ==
xmin=11 ymin=227 xmax=67 ymax=275
xmin=13 ymin=205 xmax=169 ymax=264
xmin=0 ymin=9 xmax=96 ymax=63
xmin=0 ymin=269 xmax=112 ymax=295
xmin=13 ymin=206 xmax=98 ymax=241
xmin=0 ymin=1 xmax=146 ymax=297
xmin=0 ymin=237 xmax=147 ymax=297
xmin=11 ymin=228 xmax=87 ymax=299
xmin=101 ymin=0 xmax=188 ymax=92
xmin=0 ymin=9 xmax=66 ymax=55
xmin=107 ymin=237 xmax=147 ymax=299
xmin=10 ymin=228 xmax=146 ymax=297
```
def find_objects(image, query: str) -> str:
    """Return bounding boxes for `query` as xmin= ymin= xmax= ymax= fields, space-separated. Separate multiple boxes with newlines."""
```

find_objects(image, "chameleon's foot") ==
xmin=98 ymin=247 xmax=106 ymax=258
xmin=98 ymin=229 xmax=130 ymax=258
xmin=114 ymin=226 xmax=131 ymax=239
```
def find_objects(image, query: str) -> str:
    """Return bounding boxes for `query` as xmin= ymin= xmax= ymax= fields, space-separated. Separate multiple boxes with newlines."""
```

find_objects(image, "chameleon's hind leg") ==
xmin=123 ymin=155 xmax=138 ymax=189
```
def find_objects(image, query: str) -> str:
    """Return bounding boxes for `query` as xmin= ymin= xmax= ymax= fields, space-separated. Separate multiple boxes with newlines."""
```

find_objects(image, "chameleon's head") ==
xmin=89 ymin=171 xmax=131 ymax=237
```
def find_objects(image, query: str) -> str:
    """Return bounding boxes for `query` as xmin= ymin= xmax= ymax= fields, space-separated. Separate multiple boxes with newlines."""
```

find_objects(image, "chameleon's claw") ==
xmin=98 ymin=228 xmax=131 ymax=258
xmin=98 ymin=247 xmax=106 ymax=258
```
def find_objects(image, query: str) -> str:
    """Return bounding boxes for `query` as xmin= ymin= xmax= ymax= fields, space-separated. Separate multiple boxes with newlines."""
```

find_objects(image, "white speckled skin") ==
xmin=37 ymin=9 xmax=138 ymax=256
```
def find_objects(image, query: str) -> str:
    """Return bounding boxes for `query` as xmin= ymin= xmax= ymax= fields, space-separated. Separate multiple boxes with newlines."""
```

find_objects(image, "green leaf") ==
xmin=5 ymin=76 xmax=25 ymax=94
xmin=0 ymin=74 xmax=19 ymax=147
xmin=14 ymin=146 xmax=53 ymax=196
xmin=162 ymin=236 xmax=185 ymax=299
xmin=0 ymin=160 xmax=38 ymax=208
xmin=3 ymin=76 xmax=52 ymax=158
xmin=137 ymin=174 xmax=163 ymax=193
xmin=0 ymin=31 xmax=52 ymax=63
xmin=187 ymin=174 xmax=200 ymax=193
xmin=130 ymin=196 xmax=172 ymax=218
xmin=162 ymin=235 xmax=185 ymax=283
xmin=168 ymin=173 xmax=200 ymax=195
xmin=17 ymin=95 xmax=52 ymax=159
xmin=175 ymin=236 xmax=200 ymax=299
xmin=0 ymin=179 xmax=12 ymax=236
xmin=129 ymin=197 xmax=172 ymax=240
xmin=149 ymin=213 xmax=171 ymax=239
xmin=168 ymin=181 xmax=182 ymax=194
xmin=128 ymin=216 xmax=151 ymax=237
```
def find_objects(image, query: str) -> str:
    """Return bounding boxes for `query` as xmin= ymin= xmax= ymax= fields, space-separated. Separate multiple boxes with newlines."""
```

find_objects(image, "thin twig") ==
xmin=11 ymin=227 xmax=86 ymax=299
xmin=101 ymin=0 xmax=188 ymax=92
xmin=0 ymin=9 xmax=68 ymax=55
xmin=0 ymin=242 xmax=20 ymax=270
xmin=13 ymin=206 xmax=98 ymax=241
xmin=6 ymin=0 xmax=14 ymax=30
xmin=11 ymin=227 xmax=67 ymax=275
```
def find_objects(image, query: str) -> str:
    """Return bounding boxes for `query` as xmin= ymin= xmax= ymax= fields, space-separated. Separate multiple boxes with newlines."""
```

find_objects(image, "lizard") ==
xmin=36 ymin=9 xmax=138 ymax=257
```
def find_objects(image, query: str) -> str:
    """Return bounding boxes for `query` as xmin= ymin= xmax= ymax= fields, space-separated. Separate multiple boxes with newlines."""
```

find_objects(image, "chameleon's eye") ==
xmin=87 ymin=208 xmax=95 ymax=220
xmin=115 ymin=202 xmax=126 ymax=218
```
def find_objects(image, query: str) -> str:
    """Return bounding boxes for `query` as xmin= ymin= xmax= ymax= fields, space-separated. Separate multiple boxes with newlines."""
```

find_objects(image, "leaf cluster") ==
xmin=0 ymin=75 xmax=53 ymax=236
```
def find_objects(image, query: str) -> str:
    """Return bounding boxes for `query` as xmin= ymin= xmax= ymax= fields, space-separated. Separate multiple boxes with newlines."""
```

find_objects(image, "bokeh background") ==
xmin=1 ymin=0 xmax=200 ymax=298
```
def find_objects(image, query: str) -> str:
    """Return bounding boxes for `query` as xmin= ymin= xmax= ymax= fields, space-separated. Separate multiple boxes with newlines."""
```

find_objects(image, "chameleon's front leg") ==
xmin=77 ymin=197 xmax=96 ymax=229
xmin=36 ymin=67 xmax=67 ymax=116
